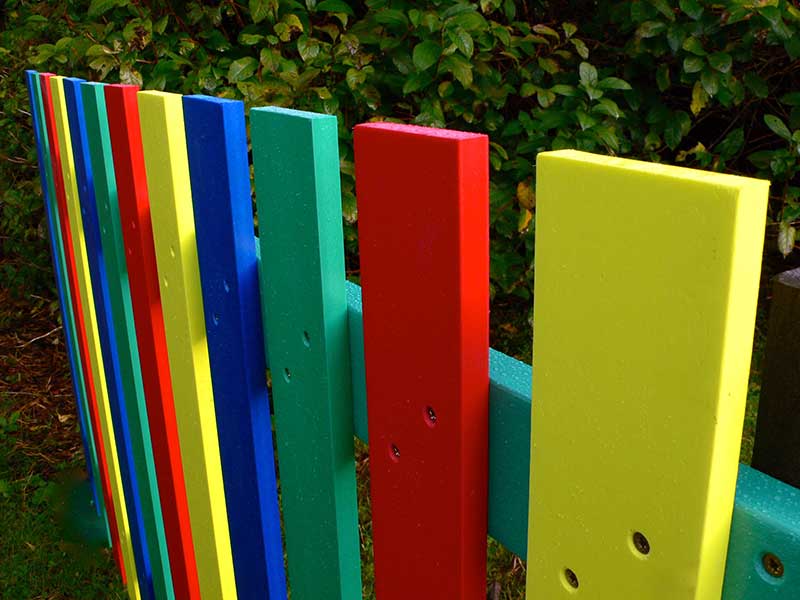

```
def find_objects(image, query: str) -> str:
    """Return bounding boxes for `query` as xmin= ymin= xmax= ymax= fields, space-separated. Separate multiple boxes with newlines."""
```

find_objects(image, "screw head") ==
xmin=763 ymin=553 xmax=784 ymax=578
xmin=564 ymin=568 xmax=579 ymax=589
xmin=633 ymin=531 xmax=650 ymax=555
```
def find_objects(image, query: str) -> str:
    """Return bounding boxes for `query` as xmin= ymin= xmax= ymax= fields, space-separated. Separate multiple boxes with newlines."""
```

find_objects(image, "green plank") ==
xmin=252 ymin=107 xmax=361 ymax=600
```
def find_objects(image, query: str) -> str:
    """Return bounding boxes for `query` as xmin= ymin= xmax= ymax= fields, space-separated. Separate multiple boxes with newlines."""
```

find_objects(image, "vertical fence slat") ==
xmin=252 ymin=107 xmax=361 ymax=600
xmin=62 ymin=78 xmax=174 ymax=600
xmin=183 ymin=96 xmax=287 ymax=600
xmin=751 ymin=268 xmax=800 ymax=488
xmin=24 ymin=71 xmax=105 ymax=529
xmin=354 ymin=123 xmax=490 ymax=600
xmin=39 ymin=73 xmax=138 ymax=590
xmin=527 ymin=150 xmax=768 ymax=599
xmin=135 ymin=90 xmax=238 ymax=600
xmin=101 ymin=84 xmax=201 ymax=600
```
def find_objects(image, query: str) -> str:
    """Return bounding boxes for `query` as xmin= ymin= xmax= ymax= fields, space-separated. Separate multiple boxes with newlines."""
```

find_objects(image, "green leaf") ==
xmin=551 ymin=84 xmax=578 ymax=96
xmin=679 ymin=0 xmax=703 ymax=19
xmin=700 ymin=69 xmax=719 ymax=96
xmin=88 ymin=0 xmax=123 ymax=18
xmin=683 ymin=56 xmax=704 ymax=73
xmin=227 ymin=56 xmax=259 ymax=82
xmin=562 ymin=22 xmax=577 ymax=38
xmin=744 ymin=72 xmax=769 ymax=98
xmin=316 ymin=0 xmax=355 ymax=15
xmin=451 ymin=27 xmax=474 ymax=58
xmin=779 ymin=221 xmax=797 ymax=256
xmin=636 ymin=21 xmax=667 ymax=39
xmin=297 ymin=36 xmax=320 ymax=61
xmin=579 ymin=61 xmax=598 ymax=87
xmin=520 ymin=82 xmax=537 ymax=97
xmin=538 ymin=57 xmax=559 ymax=74
xmin=780 ymin=92 xmax=800 ymax=106
xmin=442 ymin=54 xmax=473 ymax=87
xmin=682 ymin=36 xmax=706 ymax=56
xmin=690 ymin=80 xmax=709 ymax=115
xmin=249 ymin=0 xmax=271 ymax=24
xmin=648 ymin=0 xmax=676 ymax=21
xmin=593 ymin=98 xmax=622 ymax=118
xmin=533 ymin=24 xmax=560 ymax=39
xmin=715 ymin=127 xmax=744 ymax=159
xmin=537 ymin=89 xmax=556 ymax=108
xmin=412 ymin=40 xmax=441 ymax=71
xmin=571 ymin=38 xmax=589 ymax=59
xmin=375 ymin=9 xmax=409 ymax=29
xmin=765 ymin=114 xmax=793 ymax=141
xmin=598 ymin=77 xmax=632 ymax=91
xmin=708 ymin=52 xmax=732 ymax=73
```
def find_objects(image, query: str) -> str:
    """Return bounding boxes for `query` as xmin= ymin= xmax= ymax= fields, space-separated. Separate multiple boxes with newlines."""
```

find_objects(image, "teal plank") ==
xmin=252 ymin=107 xmax=361 ymax=600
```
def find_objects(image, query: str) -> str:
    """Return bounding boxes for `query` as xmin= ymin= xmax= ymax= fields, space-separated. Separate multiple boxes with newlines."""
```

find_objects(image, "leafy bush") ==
xmin=1 ymin=0 xmax=798 ymax=308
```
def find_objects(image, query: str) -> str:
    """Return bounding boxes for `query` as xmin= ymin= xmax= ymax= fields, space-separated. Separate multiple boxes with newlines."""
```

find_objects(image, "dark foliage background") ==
xmin=2 ymin=0 xmax=799 ymax=319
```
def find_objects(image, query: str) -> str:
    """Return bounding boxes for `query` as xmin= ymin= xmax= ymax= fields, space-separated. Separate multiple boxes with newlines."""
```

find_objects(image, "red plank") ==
xmin=355 ymin=123 xmax=490 ymax=600
xmin=104 ymin=84 xmax=200 ymax=600
xmin=39 ymin=73 xmax=125 ymax=579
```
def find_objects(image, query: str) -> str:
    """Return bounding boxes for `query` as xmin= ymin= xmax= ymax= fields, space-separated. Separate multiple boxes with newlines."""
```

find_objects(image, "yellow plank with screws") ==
xmin=527 ymin=150 xmax=768 ymax=600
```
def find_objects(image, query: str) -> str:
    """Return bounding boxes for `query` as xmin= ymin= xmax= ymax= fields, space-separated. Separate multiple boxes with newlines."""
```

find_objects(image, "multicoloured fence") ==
xmin=24 ymin=69 xmax=800 ymax=599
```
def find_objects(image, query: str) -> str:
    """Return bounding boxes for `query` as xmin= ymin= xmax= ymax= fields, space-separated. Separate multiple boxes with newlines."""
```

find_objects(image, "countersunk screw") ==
xmin=763 ymin=553 xmax=784 ymax=578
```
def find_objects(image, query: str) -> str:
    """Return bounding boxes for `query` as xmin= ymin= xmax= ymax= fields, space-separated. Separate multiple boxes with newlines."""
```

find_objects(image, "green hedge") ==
xmin=2 ymin=0 xmax=798 ymax=309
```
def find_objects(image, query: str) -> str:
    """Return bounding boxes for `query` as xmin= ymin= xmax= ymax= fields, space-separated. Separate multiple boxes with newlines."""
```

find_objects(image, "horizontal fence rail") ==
xmin=24 ymin=69 xmax=800 ymax=600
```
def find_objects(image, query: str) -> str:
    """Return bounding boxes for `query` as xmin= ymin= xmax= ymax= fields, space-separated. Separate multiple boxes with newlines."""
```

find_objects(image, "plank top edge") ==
xmin=540 ymin=149 xmax=771 ymax=191
xmin=355 ymin=121 xmax=487 ymax=141
xmin=251 ymin=105 xmax=334 ymax=121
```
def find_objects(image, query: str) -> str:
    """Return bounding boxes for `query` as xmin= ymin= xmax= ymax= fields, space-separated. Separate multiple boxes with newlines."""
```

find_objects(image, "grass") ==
xmin=0 ymin=266 xmax=772 ymax=598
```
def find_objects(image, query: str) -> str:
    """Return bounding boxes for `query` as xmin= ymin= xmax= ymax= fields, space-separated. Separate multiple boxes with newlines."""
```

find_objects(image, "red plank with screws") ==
xmin=38 ymin=72 xmax=124 ymax=576
xmin=104 ymin=84 xmax=200 ymax=600
xmin=355 ymin=123 xmax=490 ymax=600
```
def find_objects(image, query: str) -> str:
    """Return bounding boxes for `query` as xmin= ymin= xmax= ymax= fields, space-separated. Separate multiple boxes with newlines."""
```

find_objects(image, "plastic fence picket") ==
xmin=62 ymin=78 xmax=174 ymax=600
xmin=182 ymin=96 xmax=287 ymax=600
xmin=38 ymin=72 xmax=129 ymax=583
xmin=251 ymin=107 xmax=362 ymax=600
xmin=100 ymin=84 xmax=201 ymax=600
xmin=527 ymin=151 xmax=768 ymax=599
xmin=136 ymin=90 xmax=237 ymax=600
xmin=23 ymin=71 xmax=105 ymax=530
xmin=355 ymin=123 xmax=490 ymax=600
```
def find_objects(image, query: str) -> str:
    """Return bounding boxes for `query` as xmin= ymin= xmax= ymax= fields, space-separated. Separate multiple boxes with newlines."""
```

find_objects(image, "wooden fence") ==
xmin=24 ymin=69 xmax=800 ymax=600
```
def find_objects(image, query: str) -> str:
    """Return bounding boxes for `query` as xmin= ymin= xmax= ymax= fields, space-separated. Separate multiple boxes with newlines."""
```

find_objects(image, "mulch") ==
xmin=0 ymin=280 xmax=84 ymax=479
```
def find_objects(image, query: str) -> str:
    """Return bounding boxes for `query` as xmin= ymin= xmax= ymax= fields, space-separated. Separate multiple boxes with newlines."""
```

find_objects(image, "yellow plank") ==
xmin=137 ymin=90 xmax=237 ymax=600
xmin=50 ymin=77 xmax=140 ymax=600
xmin=526 ymin=150 xmax=768 ymax=600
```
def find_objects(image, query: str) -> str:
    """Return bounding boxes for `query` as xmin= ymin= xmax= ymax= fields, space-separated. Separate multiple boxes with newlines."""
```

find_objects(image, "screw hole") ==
xmin=223 ymin=279 xmax=230 ymax=293
xmin=212 ymin=313 xmax=219 ymax=325
xmin=563 ymin=568 xmax=579 ymax=589
xmin=633 ymin=531 xmax=650 ymax=556
xmin=162 ymin=276 xmax=168 ymax=288
xmin=131 ymin=220 xmax=136 ymax=230
xmin=169 ymin=245 xmax=176 ymax=258
xmin=283 ymin=368 xmax=291 ymax=383
xmin=302 ymin=331 xmax=311 ymax=348
xmin=388 ymin=443 xmax=400 ymax=463
xmin=763 ymin=553 xmax=784 ymax=578
xmin=424 ymin=406 xmax=437 ymax=427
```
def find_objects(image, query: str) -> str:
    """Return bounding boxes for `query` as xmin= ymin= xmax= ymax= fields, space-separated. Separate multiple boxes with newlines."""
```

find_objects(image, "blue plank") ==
xmin=63 ymin=77 xmax=170 ymax=600
xmin=24 ymin=70 xmax=106 ymax=529
xmin=183 ymin=95 xmax=287 ymax=600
